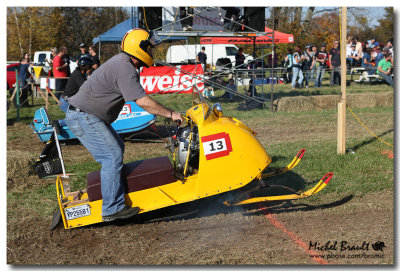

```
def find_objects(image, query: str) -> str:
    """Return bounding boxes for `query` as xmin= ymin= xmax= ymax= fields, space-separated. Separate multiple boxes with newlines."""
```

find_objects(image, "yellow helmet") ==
xmin=121 ymin=28 xmax=162 ymax=68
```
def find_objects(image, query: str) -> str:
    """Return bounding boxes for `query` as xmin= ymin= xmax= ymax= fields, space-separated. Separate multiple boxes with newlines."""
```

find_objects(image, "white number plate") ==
xmin=203 ymin=138 xmax=228 ymax=155
xmin=65 ymin=204 xmax=91 ymax=220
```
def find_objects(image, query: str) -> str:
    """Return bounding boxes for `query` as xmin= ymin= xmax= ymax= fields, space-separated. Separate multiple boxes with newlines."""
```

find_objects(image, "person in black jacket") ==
xmin=89 ymin=45 xmax=101 ymax=69
xmin=53 ymin=56 xmax=94 ymax=130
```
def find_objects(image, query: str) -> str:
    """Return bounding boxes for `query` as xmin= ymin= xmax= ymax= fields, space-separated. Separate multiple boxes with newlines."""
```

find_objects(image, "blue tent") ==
xmin=92 ymin=17 xmax=137 ymax=44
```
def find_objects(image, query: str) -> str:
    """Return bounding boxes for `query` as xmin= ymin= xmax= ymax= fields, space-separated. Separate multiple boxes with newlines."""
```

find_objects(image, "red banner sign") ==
xmin=140 ymin=64 xmax=205 ymax=94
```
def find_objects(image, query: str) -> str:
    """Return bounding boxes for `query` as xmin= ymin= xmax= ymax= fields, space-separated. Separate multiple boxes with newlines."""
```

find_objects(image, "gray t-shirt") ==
xmin=68 ymin=53 xmax=147 ymax=124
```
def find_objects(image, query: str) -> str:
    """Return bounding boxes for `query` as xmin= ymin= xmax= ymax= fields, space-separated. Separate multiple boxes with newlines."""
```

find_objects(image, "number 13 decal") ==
xmin=201 ymin=132 xmax=233 ymax=160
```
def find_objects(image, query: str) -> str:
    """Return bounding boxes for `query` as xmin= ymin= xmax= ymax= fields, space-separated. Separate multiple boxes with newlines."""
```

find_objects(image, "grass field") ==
xmin=6 ymin=81 xmax=394 ymax=265
xmin=7 ymin=81 xmax=394 ymax=212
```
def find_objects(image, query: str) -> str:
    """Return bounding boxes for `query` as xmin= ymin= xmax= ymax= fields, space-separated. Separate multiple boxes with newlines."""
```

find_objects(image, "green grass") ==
xmin=6 ymin=85 xmax=394 ymax=217
xmin=7 ymin=77 xmax=393 ymax=125
xmin=265 ymin=138 xmax=393 ymax=196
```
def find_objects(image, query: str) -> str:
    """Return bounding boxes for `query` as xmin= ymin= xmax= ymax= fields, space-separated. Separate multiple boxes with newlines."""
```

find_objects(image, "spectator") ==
xmin=18 ymin=58 xmax=31 ymax=89
xmin=45 ymin=47 xmax=57 ymax=67
xmin=14 ymin=57 xmax=32 ymax=107
xmin=196 ymin=46 xmax=207 ymax=73
xmin=314 ymin=43 xmax=328 ymax=88
xmin=203 ymin=86 xmax=214 ymax=99
xmin=61 ymin=46 xmax=72 ymax=76
xmin=235 ymin=47 xmax=245 ymax=69
xmin=283 ymin=48 xmax=293 ymax=84
xmin=367 ymin=37 xmax=379 ymax=49
xmin=301 ymin=44 xmax=314 ymax=88
xmin=376 ymin=53 xmax=393 ymax=87
xmin=347 ymin=43 xmax=361 ymax=67
xmin=362 ymin=46 xmax=376 ymax=75
xmin=222 ymin=78 xmax=237 ymax=99
xmin=383 ymin=38 xmax=393 ymax=64
xmin=329 ymin=40 xmax=341 ymax=86
xmin=374 ymin=46 xmax=384 ymax=67
xmin=352 ymin=36 xmax=363 ymax=58
xmin=346 ymin=36 xmax=353 ymax=60
xmin=89 ymin=45 xmax=101 ymax=69
xmin=76 ymin=43 xmax=90 ymax=61
xmin=203 ymin=75 xmax=215 ymax=99
xmin=291 ymin=46 xmax=304 ymax=89
xmin=21 ymin=52 xmax=31 ymax=63
xmin=53 ymin=46 xmax=69 ymax=100
xmin=310 ymin=45 xmax=317 ymax=84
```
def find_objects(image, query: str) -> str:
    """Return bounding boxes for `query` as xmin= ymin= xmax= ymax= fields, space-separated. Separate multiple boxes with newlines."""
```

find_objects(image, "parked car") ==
xmin=7 ymin=63 xmax=19 ymax=91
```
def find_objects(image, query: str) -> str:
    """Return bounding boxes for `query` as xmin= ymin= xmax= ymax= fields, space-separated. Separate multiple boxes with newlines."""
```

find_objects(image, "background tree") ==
xmin=7 ymin=7 xmax=129 ymax=62
xmin=7 ymin=6 xmax=393 ymax=65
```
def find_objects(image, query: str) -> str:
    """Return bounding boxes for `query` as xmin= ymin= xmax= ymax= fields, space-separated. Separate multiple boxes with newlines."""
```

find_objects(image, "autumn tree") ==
xmin=373 ymin=7 xmax=393 ymax=44
xmin=7 ymin=7 xmax=129 ymax=61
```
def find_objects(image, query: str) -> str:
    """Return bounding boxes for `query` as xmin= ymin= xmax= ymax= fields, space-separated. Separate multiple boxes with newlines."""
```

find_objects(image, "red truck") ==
xmin=7 ymin=62 xmax=19 ymax=91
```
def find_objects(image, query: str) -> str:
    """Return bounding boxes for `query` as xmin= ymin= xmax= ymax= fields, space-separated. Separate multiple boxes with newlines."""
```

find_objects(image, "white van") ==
xmin=166 ymin=44 xmax=253 ymax=68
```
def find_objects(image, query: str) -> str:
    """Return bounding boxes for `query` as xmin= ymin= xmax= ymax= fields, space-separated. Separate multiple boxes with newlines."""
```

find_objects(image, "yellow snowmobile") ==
xmin=51 ymin=101 xmax=332 ymax=230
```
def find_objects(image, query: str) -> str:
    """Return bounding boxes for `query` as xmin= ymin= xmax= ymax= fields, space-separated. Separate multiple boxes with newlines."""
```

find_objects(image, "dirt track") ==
xmin=6 ymin=116 xmax=394 ymax=265
xmin=7 ymin=189 xmax=393 ymax=265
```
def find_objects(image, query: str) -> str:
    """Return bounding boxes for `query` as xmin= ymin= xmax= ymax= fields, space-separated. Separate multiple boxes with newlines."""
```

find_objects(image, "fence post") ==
xmin=337 ymin=7 xmax=347 ymax=154
xmin=16 ymin=70 xmax=20 ymax=122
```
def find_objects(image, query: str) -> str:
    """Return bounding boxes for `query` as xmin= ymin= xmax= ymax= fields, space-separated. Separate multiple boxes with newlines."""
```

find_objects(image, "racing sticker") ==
xmin=120 ymin=104 xmax=132 ymax=114
xmin=201 ymin=132 xmax=233 ymax=160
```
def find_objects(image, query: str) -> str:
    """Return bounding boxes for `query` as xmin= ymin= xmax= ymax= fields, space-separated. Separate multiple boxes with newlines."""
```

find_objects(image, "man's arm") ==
xmin=377 ymin=65 xmax=390 ymax=75
xmin=136 ymin=95 xmax=183 ymax=122
xmin=55 ymin=58 xmax=68 ymax=71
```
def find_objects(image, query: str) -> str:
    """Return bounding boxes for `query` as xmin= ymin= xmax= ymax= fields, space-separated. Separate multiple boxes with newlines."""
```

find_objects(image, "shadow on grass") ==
xmin=349 ymin=129 xmax=394 ymax=151
xmin=7 ymin=115 xmax=36 ymax=126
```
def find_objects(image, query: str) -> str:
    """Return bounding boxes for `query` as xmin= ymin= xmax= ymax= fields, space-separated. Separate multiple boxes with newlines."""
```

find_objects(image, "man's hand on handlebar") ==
xmin=171 ymin=111 xmax=184 ymax=123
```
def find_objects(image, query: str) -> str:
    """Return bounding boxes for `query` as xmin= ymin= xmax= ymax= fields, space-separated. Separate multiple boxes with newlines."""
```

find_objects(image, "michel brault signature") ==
xmin=309 ymin=241 xmax=386 ymax=252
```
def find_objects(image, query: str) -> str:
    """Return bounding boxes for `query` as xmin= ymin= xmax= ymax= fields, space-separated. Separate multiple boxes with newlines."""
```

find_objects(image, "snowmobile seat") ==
xmin=86 ymin=156 xmax=176 ymax=202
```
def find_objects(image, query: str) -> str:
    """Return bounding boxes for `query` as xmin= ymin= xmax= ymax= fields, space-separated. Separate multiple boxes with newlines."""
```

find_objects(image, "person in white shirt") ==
xmin=347 ymin=44 xmax=361 ymax=67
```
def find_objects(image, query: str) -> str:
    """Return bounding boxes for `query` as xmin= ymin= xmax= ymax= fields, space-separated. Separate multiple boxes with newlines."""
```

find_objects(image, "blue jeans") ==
xmin=330 ymin=66 xmax=341 ymax=85
xmin=58 ymin=96 xmax=69 ymax=127
xmin=310 ymin=66 xmax=316 ymax=83
xmin=65 ymin=109 xmax=126 ymax=216
xmin=380 ymin=73 xmax=394 ymax=87
xmin=302 ymin=69 xmax=311 ymax=87
xmin=363 ymin=64 xmax=376 ymax=75
xmin=292 ymin=67 xmax=304 ymax=87
xmin=315 ymin=65 xmax=325 ymax=87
